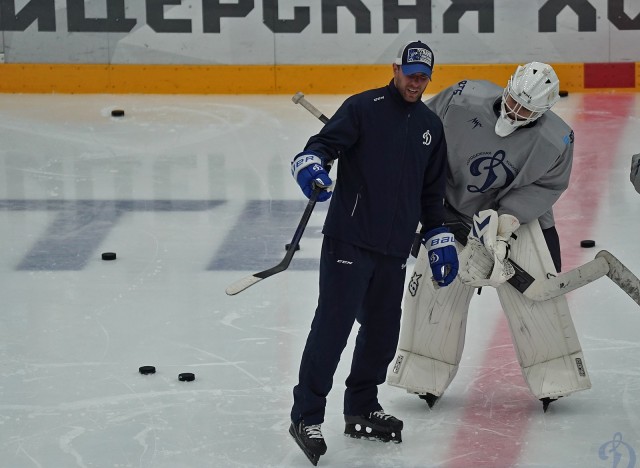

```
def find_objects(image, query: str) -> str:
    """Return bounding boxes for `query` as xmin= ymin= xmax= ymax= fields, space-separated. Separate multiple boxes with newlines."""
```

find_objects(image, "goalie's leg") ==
xmin=387 ymin=243 xmax=474 ymax=404
xmin=497 ymin=220 xmax=591 ymax=409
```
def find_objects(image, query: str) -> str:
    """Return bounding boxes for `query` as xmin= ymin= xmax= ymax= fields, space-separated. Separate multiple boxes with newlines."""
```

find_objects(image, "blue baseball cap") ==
xmin=395 ymin=40 xmax=434 ymax=78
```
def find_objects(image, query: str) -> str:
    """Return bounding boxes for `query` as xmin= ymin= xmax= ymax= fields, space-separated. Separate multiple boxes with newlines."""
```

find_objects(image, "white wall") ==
xmin=1 ymin=0 xmax=639 ymax=64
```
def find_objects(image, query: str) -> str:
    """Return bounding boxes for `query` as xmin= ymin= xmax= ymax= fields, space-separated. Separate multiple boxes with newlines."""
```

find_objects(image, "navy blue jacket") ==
xmin=305 ymin=80 xmax=448 ymax=258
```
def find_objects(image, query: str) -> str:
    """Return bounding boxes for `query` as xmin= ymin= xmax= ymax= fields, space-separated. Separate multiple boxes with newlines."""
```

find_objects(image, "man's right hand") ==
xmin=291 ymin=151 xmax=333 ymax=201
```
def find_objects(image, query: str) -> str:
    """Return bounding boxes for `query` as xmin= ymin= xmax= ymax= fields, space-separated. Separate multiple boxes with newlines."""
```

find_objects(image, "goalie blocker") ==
xmin=388 ymin=215 xmax=591 ymax=408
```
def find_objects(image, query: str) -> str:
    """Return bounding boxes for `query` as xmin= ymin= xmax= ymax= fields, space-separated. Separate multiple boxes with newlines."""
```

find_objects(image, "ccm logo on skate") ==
xmin=337 ymin=259 xmax=353 ymax=264
xmin=575 ymin=357 xmax=586 ymax=377
xmin=392 ymin=355 xmax=403 ymax=374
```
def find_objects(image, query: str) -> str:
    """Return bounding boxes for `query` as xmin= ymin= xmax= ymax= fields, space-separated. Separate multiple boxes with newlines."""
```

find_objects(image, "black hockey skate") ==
xmin=289 ymin=421 xmax=327 ymax=466
xmin=418 ymin=393 xmax=439 ymax=408
xmin=344 ymin=410 xmax=403 ymax=443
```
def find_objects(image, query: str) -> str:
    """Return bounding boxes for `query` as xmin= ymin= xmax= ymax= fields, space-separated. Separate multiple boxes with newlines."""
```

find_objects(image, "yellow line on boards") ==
xmin=0 ymin=63 xmax=636 ymax=94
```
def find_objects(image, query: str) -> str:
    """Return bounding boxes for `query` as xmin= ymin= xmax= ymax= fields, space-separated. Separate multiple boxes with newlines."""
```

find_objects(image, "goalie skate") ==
xmin=418 ymin=393 xmax=439 ymax=408
xmin=541 ymin=396 xmax=561 ymax=412
xmin=344 ymin=410 xmax=403 ymax=443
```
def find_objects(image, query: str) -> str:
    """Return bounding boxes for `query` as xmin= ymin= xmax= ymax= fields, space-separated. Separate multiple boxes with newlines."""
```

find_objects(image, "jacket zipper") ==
xmin=351 ymin=193 xmax=360 ymax=216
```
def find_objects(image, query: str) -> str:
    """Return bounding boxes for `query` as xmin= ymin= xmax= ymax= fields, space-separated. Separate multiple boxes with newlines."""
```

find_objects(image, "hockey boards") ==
xmin=225 ymin=92 xmax=331 ymax=296
xmin=447 ymin=221 xmax=640 ymax=306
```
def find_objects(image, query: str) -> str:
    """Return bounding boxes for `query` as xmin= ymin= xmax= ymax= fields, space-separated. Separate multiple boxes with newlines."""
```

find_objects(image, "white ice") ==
xmin=0 ymin=92 xmax=639 ymax=468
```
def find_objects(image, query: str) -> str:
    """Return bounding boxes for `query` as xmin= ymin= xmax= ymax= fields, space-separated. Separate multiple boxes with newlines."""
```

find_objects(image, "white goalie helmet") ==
xmin=495 ymin=61 xmax=560 ymax=137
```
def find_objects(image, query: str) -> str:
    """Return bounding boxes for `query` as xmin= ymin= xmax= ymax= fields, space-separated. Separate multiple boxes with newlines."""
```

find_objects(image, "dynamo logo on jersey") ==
xmin=423 ymin=130 xmax=432 ymax=146
xmin=467 ymin=150 xmax=515 ymax=193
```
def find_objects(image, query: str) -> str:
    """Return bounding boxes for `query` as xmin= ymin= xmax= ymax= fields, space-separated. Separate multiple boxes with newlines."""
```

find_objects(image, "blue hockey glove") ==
xmin=422 ymin=227 xmax=458 ymax=287
xmin=291 ymin=151 xmax=333 ymax=202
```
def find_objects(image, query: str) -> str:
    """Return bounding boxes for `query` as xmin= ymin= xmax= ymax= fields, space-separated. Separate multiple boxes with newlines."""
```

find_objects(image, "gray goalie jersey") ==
xmin=426 ymin=80 xmax=574 ymax=229
xmin=631 ymin=153 xmax=640 ymax=193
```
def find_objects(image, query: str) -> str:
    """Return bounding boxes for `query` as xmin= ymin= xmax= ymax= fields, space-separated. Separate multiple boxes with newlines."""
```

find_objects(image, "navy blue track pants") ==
xmin=290 ymin=236 xmax=407 ymax=426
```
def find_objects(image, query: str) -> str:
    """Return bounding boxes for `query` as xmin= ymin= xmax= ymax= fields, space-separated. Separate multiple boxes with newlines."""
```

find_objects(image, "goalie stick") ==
xmin=224 ymin=93 xmax=331 ymax=296
xmin=446 ymin=221 xmax=640 ymax=305
xmin=523 ymin=250 xmax=640 ymax=305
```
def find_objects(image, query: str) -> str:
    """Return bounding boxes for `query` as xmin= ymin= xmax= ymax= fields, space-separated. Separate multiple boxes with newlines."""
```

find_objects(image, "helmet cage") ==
xmin=499 ymin=84 xmax=546 ymax=128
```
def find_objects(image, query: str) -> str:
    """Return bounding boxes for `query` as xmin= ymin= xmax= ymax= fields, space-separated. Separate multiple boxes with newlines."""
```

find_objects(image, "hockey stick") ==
xmin=292 ymin=92 xmax=330 ymax=124
xmin=224 ymin=93 xmax=331 ymax=296
xmin=224 ymin=187 xmax=324 ymax=295
xmin=523 ymin=250 xmax=640 ymax=305
xmin=447 ymin=221 xmax=640 ymax=305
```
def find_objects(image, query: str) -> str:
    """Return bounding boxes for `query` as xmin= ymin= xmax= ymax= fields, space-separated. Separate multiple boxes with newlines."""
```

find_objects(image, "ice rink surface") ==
xmin=0 ymin=90 xmax=639 ymax=468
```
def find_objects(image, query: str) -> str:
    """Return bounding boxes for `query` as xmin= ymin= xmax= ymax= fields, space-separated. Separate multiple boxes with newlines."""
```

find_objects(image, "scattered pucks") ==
xmin=580 ymin=240 xmax=596 ymax=248
xmin=111 ymin=109 xmax=125 ymax=117
xmin=139 ymin=366 xmax=156 ymax=375
xmin=559 ymin=90 xmax=569 ymax=97
xmin=285 ymin=243 xmax=300 ymax=252
xmin=101 ymin=252 xmax=116 ymax=260
xmin=178 ymin=372 xmax=195 ymax=382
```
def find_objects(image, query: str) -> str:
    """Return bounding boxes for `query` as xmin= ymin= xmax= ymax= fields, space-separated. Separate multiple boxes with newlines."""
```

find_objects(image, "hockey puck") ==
xmin=111 ymin=109 xmax=125 ymax=117
xmin=559 ymin=90 xmax=569 ymax=97
xmin=178 ymin=372 xmax=195 ymax=382
xmin=285 ymin=243 xmax=300 ymax=252
xmin=580 ymin=240 xmax=595 ymax=248
xmin=139 ymin=365 xmax=156 ymax=375
xmin=101 ymin=252 xmax=116 ymax=260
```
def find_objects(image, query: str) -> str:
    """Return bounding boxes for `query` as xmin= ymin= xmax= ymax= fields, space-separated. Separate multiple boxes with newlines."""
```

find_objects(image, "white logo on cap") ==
xmin=407 ymin=48 xmax=432 ymax=67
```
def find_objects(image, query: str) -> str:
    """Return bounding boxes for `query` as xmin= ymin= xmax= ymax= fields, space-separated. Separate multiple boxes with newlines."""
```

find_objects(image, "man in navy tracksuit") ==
xmin=288 ymin=40 xmax=459 ymax=466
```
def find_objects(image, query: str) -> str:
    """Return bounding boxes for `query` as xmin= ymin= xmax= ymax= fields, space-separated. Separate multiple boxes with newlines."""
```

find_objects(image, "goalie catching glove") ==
xmin=422 ymin=227 xmax=459 ymax=287
xmin=458 ymin=209 xmax=520 ymax=288
xmin=291 ymin=151 xmax=333 ymax=201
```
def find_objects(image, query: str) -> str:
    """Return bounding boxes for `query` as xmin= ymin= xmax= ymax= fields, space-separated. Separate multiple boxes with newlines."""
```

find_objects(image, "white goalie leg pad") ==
xmin=496 ymin=220 xmax=591 ymax=399
xmin=387 ymin=242 xmax=474 ymax=396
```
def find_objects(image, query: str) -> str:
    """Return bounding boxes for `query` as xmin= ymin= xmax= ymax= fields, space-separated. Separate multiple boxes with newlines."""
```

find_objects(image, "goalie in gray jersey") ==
xmin=388 ymin=62 xmax=592 ymax=411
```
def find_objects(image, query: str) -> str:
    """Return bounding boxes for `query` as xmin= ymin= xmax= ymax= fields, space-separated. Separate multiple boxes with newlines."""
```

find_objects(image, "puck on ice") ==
xmin=111 ymin=109 xmax=125 ymax=117
xmin=178 ymin=372 xmax=195 ymax=382
xmin=559 ymin=90 xmax=569 ymax=97
xmin=139 ymin=366 xmax=156 ymax=375
xmin=580 ymin=240 xmax=595 ymax=248
xmin=101 ymin=252 xmax=116 ymax=260
xmin=285 ymin=243 xmax=300 ymax=252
